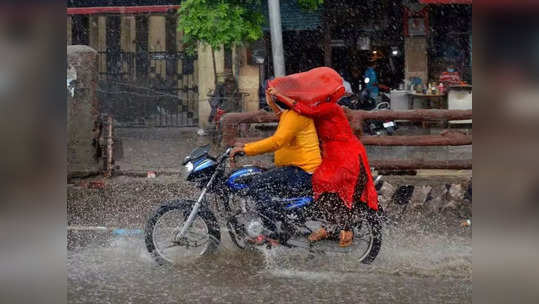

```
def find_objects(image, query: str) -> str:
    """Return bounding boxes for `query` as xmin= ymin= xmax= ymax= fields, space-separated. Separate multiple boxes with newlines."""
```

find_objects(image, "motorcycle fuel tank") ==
xmin=226 ymin=166 xmax=265 ymax=191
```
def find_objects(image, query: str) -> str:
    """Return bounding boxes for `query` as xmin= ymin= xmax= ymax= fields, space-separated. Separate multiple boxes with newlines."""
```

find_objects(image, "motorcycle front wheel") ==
xmin=145 ymin=200 xmax=221 ymax=265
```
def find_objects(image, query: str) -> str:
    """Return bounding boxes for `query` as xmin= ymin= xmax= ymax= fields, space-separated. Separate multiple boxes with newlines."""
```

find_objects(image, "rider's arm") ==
xmin=243 ymin=111 xmax=308 ymax=156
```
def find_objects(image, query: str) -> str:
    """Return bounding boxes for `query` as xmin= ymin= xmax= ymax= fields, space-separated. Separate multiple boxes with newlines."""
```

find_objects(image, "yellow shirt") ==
xmin=243 ymin=110 xmax=321 ymax=173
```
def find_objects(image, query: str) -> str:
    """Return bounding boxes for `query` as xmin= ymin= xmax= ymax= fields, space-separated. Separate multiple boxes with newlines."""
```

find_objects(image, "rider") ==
xmin=266 ymin=67 xmax=379 ymax=248
xmin=230 ymin=91 xmax=321 ymax=243
xmin=364 ymin=60 xmax=379 ymax=100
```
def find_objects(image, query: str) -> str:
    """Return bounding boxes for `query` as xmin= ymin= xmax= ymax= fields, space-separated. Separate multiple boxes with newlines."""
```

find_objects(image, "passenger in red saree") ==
xmin=266 ymin=67 xmax=378 ymax=247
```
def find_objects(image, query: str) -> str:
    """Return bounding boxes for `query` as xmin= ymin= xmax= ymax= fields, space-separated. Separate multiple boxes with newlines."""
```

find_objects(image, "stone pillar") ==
xmin=67 ymin=45 xmax=100 ymax=177
xmin=67 ymin=16 xmax=72 ymax=45
xmin=148 ymin=15 xmax=166 ymax=79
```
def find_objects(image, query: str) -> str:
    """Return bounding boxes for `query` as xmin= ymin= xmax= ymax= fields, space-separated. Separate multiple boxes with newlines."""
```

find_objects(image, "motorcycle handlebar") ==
xmin=222 ymin=147 xmax=245 ymax=161
xmin=231 ymin=151 xmax=245 ymax=162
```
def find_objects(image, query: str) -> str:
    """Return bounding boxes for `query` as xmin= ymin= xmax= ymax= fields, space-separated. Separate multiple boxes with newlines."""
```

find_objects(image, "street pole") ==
xmin=268 ymin=0 xmax=285 ymax=77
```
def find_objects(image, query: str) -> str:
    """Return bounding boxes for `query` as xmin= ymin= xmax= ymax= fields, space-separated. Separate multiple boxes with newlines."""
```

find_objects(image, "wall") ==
xmin=197 ymin=44 xmax=260 ymax=127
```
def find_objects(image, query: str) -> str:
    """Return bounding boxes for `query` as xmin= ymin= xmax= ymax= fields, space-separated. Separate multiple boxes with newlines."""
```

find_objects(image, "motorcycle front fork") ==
xmin=175 ymin=170 xmax=222 ymax=240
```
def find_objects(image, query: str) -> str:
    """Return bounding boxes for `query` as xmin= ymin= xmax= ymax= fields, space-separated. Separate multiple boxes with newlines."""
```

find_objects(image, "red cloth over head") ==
xmin=267 ymin=67 xmax=379 ymax=211
xmin=268 ymin=67 xmax=346 ymax=106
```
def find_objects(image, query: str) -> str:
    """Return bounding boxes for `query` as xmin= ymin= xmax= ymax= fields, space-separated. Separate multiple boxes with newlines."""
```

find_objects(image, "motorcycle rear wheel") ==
xmin=145 ymin=200 xmax=221 ymax=265
xmin=303 ymin=210 xmax=382 ymax=264
xmin=360 ymin=209 xmax=383 ymax=264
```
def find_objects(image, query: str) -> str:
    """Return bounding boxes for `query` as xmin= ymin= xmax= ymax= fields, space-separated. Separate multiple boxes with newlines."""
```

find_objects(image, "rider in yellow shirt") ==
xmin=243 ymin=109 xmax=321 ymax=173
xmin=230 ymin=93 xmax=321 ymax=242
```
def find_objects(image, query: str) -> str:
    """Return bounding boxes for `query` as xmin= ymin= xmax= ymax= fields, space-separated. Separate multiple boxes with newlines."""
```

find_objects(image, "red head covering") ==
xmin=268 ymin=67 xmax=345 ymax=106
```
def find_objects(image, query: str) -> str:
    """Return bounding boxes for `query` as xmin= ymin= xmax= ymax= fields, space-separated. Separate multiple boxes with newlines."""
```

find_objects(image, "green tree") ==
xmin=178 ymin=0 xmax=264 ymax=86
xmin=297 ymin=0 xmax=324 ymax=10
xmin=178 ymin=0 xmax=323 ymax=85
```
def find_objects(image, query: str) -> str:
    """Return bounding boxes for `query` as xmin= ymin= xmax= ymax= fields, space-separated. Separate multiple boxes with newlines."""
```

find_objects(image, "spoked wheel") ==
xmin=226 ymin=217 xmax=249 ymax=250
xmin=357 ymin=210 xmax=382 ymax=264
xmin=145 ymin=200 xmax=221 ymax=265
xmin=307 ymin=210 xmax=382 ymax=264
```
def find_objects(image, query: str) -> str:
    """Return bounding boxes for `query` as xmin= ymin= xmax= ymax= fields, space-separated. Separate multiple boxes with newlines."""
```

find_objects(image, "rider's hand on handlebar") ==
xmin=229 ymin=145 xmax=245 ymax=168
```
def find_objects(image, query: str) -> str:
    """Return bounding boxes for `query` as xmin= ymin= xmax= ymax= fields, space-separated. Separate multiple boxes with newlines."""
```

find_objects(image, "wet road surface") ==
xmin=68 ymin=222 xmax=471 ymax=304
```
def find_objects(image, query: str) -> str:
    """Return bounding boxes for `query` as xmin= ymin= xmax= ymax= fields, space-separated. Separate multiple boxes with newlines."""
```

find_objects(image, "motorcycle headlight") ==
xmin=183 ymin=162 xmax=194 ymax=179
xmin=364 ymin=77 xmax=370 ymax=84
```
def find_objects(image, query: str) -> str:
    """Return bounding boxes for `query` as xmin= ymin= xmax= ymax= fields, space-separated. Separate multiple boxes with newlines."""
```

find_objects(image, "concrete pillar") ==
xmin=67 ymin=16 xmax=72 ymax=45
xmin=197 ymin=43 xmax=225 ymax=128
xmin=237 ymin=46 xmax=260 ymax=112
xmin=214 ymin=47 xmax=225 ymax=82
xmin=148 ymin=15 xmax=166 ymax=79
xmin=67 ymin=45 xmax=101 ymax=177
xmin=192 ymin=58 xmax=199 ymax=125
xmin=404 ymin=36 xmax=428 ymax=85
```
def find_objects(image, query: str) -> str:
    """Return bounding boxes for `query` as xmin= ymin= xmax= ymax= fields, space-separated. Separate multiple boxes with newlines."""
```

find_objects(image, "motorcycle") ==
xmin=207 ymin=90 xmax=249 ymax=143
xmin=207 ymin=92 xmax=227 ymax=144
xmin=145 ymin=145 xmax=384 ymax=265
xmin=339 ymin=78 xmax=397 ymax=136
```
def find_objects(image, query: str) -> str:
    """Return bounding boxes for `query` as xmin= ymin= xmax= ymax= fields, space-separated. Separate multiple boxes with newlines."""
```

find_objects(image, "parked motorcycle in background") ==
xmin=206 ymin=79 xmax=248 ymax=143
xmin=339 ymin=76 xmax=397 ymax=136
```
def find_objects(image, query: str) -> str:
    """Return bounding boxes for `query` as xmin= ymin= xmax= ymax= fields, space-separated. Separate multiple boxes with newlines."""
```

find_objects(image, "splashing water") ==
xmin=68 ymin=218 xmax=471 ymax=304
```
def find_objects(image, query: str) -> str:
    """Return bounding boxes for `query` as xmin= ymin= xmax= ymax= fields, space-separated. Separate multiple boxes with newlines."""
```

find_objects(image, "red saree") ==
xmin=268 ymin=67 xmax=378 ymax=210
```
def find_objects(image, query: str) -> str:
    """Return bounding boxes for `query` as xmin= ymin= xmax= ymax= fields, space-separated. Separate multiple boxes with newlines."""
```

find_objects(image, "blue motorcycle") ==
xmin=145 ymin=145 xmax=383 ymax=265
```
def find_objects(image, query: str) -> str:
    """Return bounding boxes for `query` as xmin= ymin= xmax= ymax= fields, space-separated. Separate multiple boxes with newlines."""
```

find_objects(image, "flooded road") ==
xmin=68 ymin=222 xmax=471 ymax=304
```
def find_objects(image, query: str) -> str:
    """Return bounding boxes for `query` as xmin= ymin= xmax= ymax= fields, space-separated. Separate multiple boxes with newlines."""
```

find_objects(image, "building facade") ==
xmin=67 ymin=1 xmax=261 ymax=128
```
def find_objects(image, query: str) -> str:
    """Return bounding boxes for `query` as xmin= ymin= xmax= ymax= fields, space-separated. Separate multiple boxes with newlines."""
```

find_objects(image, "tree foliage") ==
xmin=297 ymin=0 xmax=324 ymax=11
xmin=178 ymin=0 xmax=324 ymax=54
xmin=178 ymin=0 xmax=264 ymax=54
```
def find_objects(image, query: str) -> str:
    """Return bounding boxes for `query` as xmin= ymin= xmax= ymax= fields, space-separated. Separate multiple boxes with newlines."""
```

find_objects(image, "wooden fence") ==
xmin=221 ymin=109 xmax=472 ymax=170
